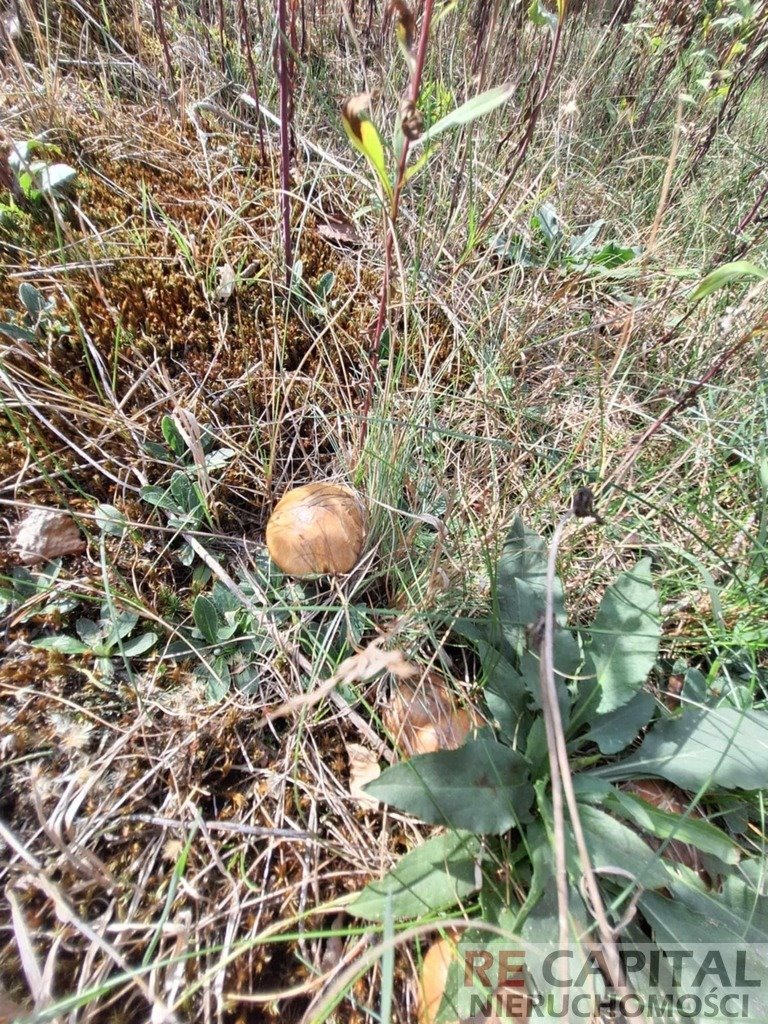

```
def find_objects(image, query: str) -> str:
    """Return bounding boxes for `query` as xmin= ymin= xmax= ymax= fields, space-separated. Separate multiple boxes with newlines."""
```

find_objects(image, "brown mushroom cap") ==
xmin=265 ymin=483 xmax=367 ymax=577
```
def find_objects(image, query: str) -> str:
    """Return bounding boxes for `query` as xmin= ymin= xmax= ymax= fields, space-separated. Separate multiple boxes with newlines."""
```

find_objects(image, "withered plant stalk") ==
xmin=277 ymin=0 xmax=295 ymax=287
xmin=360 ymin=0 xmax=436 ymax=447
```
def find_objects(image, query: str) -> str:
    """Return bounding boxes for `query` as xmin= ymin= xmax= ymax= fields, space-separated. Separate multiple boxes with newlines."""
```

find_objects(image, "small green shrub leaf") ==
xmin=587 ymin=557 xmax=660 ymax=714
xmin=193 ymin=595 xmax=220 ymax=646
xmin=33 ymin=635 xmax=90 ymax=654
xmin=365 ymin=738 xmax=533 ymax=834
xmin=121 ymin=632 xmax=158 ymax=657
xmin=348 ymin=831 xmax=481 ymax=921
xmin=414 ymin=83 xmax=514 ymax=147
xmin=690 ymin=260 xmax=768 ymax=302
xmin=95 ymin=504 xmax=129 ymax=538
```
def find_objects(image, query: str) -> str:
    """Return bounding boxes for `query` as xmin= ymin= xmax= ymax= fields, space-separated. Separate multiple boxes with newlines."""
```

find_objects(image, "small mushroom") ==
xmin=384 ymin=671 xmax=481 ymax=757
xmin=265 ymin=483 xmax=367 ymax=577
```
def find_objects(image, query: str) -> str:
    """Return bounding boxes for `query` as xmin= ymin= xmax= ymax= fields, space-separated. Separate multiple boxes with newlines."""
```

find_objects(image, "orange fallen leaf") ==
xmin=419 ymin=935 xmax=459 ymax=1024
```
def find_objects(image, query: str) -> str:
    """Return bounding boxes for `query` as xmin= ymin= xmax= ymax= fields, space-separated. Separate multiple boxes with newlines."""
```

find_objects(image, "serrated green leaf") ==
xmin=348 ymin=831 xmax=481 ymax=921
xmin=413 ymin=83 xmax=514 ymax=147
xmin=193 ymin=595 xmax=220 ymax=646
xmin=364 ymin=738 xmax=533 ymax=834
xmin=587 ymin=557 xmax=660 ymax=714
xmin=690 ymin=260 xmax=768 ymax=303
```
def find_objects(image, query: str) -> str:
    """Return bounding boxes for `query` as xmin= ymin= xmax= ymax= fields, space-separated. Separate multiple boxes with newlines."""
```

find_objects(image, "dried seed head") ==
xmin=389 ymin=0 xmax=416 ymax=54
xmin=572 ymin=485 xmax=603 ymax=522
xmin=399 ymin=98 xmax=424 ymax=141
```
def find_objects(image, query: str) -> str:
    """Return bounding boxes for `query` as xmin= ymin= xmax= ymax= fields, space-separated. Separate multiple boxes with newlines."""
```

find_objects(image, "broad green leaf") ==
xmin=106 ymin=609 xmax=139 ymax=645
xmin=33 ymin=634 xmax=90 ymax=654
xmin=533 ymin=202 xmax=561 ymax=244
xmin=586 ymin=689 xmax=656 ymax=754
xmin=588 ymin=240 xmax=638 ymax=268
xmin=592 ymin=707 xmax=768 ymax=791
xmin=19 ymin=283 xmax=47 ymax=320
xmin=348 ymin=831 xmax=481 ymax=921
xmin=75 ymin=617 xmax=102 ymax=646
xmin=162 ymin=415 xmax=187 ymax=457
xmin=121 ymin=632 xmax=158 ymax=657
xmin=606 ymin=788 xmax=742 ymax=865
xmin=639 ymin=886 xmax=768 ymax=1023
xmin=341 ymin=104 xmax=392 ymax=200
xmin=496 ymin=518 xmax=556 ymax=652
xmin=587 ymin=558 xmax=660 ymax=714
xmin=568 ymin=219 xmax=605 ymax=257
xmin=690 ymin=260 xmax=768 ymax=302
xmin=478 ymin=641 xmax=531 ymax=742
xmin=193 ymin=594 xmax=220 ymax=646
xmin=576 ymin=804 xmax=671 ymax=891
xmin=0 ymin=322 xmax=38 ymax=343
xmin=413 ymin=83 xmax=514 ymax=147
xmin=364 ymin=738 xmax=533 ymax=834
xmin=140 ymin=485 xmax=178 ymax=511
xmin=95 ymin=503 xmax=129 ymax=538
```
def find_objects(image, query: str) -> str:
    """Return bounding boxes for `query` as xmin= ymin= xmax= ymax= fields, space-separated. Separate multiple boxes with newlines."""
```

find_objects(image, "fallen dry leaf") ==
xmin=316 ymin=212 xmax=360 ymax=246
xmin=346 ymin=742 xmax=380 ymax=810
xmin=384 ymin=672 xmax=481 ymax=757
xmin=211 ymin=263 xmax=235 ymax=302
xmin=419 ymin=932 xmax=531 ymax=1024
xmin=419 ymin=935 xmax=459 ymax=1024
xmin=336 ymin=641 xmax=418 ymax=687
xmin=11 ymin=509 xmax=85 ymax=564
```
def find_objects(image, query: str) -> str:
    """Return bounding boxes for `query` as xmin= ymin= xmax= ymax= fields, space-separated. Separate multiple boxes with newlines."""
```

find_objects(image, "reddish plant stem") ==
xmin=150 ymin=0 xmax=177 ymax=111
xmin=359 ymin=0 xmax=436 ymax=447
xmin=277 ymin=0 xmax=294 ymax=288
xmin=238 ymin=0 xmax=267 ymax=161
